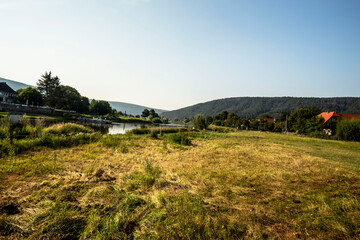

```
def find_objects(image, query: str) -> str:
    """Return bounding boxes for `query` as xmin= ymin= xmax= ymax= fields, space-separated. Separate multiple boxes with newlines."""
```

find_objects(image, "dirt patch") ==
xmin=0 ymin=203 xmax=20 ymax=215
xmin=89 ymin=168 xmax=116 ymax=182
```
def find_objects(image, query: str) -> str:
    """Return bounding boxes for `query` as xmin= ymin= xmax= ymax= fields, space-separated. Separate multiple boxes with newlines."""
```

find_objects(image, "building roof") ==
xmin=318 ymin=112 xmax=360 ymax=124
xmin=0 ymin=82 xmax=17 ymax=94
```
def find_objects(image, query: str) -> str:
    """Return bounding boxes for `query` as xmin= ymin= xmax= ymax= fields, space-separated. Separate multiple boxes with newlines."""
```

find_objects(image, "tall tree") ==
xmin=37 ymin=71 xmax=61 ymax=107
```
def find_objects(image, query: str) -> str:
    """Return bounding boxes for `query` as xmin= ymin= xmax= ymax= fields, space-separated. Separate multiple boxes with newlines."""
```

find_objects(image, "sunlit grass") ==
xmin=0 ymin=131 xmax=359 ymax=239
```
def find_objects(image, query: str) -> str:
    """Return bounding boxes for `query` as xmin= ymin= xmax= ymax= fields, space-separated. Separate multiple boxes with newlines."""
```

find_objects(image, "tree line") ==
xmin=16 ymin=72 xmax=113 ymax=115
xmin=191 ymin=107 xmax=360 ymax=141
xmin=164 ymin=96 xmax=360 ymax=120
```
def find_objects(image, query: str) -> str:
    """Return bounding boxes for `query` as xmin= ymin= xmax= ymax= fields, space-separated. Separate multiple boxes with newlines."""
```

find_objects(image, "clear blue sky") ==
xmin=1 ymin=0 xmax=359 ymax=110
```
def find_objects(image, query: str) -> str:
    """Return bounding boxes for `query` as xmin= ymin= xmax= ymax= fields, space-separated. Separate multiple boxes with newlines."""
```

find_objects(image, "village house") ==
xmin=318 ymin=111 xmax=360 ymax=124
xmin=0 ymin=82 xmax=18 ymax=103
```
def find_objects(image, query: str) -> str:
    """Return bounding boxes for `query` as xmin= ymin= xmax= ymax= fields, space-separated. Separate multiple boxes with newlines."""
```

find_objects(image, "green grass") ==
xmin=0 ymin=131 xmax=359 ymax=239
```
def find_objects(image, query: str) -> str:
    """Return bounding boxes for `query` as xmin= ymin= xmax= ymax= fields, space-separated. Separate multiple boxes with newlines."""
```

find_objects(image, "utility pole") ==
xmin=285 ymin=114 xmax=288 ymax=133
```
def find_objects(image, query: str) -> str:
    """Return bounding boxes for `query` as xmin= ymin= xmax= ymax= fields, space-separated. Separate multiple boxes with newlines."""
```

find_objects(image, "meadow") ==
xmin=0 ymin=130 xmax=359 ymax=239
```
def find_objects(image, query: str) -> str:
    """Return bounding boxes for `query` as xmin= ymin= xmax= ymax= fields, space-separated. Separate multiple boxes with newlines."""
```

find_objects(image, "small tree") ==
xmin=193 ymin=114 xmax=208 ymax=130
xmin=149 ymin=109 xmax=159 ymax=118
xmin=17 ymin=87 xmax=44 ymax=106
xmin=89 ymin=100 xmax=112 ymax=115
xmin=141 ymin=109 xmax=150 ymax=118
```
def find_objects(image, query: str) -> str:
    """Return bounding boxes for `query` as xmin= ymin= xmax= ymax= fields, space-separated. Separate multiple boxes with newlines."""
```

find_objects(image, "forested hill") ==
xmin=163 ymin=97 xmax=360 ymax=120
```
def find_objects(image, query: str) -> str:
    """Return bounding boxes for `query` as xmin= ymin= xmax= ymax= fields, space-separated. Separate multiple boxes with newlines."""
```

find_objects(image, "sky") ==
xmin=0 ymin=0 xmax=359 ymax=110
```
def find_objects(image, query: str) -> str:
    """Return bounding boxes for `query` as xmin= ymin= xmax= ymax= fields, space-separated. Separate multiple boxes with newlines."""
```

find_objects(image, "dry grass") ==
xmin=0 ymin=131 xmax=360 ymax=239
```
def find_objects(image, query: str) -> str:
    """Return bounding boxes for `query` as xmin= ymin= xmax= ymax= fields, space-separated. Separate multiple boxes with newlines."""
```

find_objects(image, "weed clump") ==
xmin=46 ymin=123 xmax=94 ymax=136
xmin=99 ymin=135 xmax=129 ymax=152
xmin=31 ymin=202 xmax=86 ymax=239
xmin=149 ymin=130 xmax=158 ymax=139
xmin=167 ymin=133 xmax=192 ymax=146
xmin=0 ymin=133 xmax=101 ymax=157
xmin=125 ymin=160 xmax=162 ymax=190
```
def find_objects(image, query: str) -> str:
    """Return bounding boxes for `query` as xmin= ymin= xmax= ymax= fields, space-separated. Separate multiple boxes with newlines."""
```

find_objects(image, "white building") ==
xmin=0 ymin=82 xmax=17 ymax=103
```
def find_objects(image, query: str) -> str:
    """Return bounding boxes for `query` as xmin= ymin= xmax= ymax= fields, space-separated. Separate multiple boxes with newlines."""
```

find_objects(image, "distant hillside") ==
xmin=0 ymin=77 xmax=34 ymax=90
xmin=0 ymin=77 xmax=167 ymax=116
xmin=163 ymin=97 xmax=360 ymax=120
xmin=108 ymin=101 xmax=167 ymax=116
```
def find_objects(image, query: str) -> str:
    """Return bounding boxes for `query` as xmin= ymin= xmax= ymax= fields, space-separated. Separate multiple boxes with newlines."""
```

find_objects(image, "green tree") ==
xmin=89 ymin=100 xmax=112 ymax=115
xmin=288 ymin=107 xmax=321 ymax=133
xmin=17 ymin=87 xmax=44 ymax=106
xmin=37 ymin=71 xmax=61 ymax=107
xmin=149 ymin=109 xmax=159 ymax=118
xmin=141 ymin=109 xmax=150 ymax=118
xmin=258 ymin=113 xmax=272 ymax=120
xmin=193 ymin=114 xmax=208 ymax=130
xmin=336 ymin=119 xmax=360 ymax=141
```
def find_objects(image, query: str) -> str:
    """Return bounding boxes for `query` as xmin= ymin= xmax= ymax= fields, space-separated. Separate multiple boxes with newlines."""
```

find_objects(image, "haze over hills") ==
xmin=163 ymin=97 xmax=360 ymax=120
xmin=0 ymin=77 xmax=167 ymax=116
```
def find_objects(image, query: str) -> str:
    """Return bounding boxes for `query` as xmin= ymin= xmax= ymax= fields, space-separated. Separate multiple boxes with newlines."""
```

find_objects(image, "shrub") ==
xmin=336 ymin=119 xmax=360 ymax=141
xmin=0 ymin=133 xmax=101 ymax=157
xmin=0 ymin=118 xmax=10 ymax=138
xmin=309 ymin=130 xmax=329 ymax=139
xmin=128 ymin=128 xmax=150 ymax=135
xmin=46 ymin=123 xmax=94 ymax=136
xmin=168 ymin=133 xmax=192 ymax=146
xmin=149 ymin=130 xmax=158 ymax=139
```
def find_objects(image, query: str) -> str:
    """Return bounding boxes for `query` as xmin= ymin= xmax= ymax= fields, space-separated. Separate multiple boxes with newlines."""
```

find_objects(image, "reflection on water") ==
xmin=87 ymin=123 xmax=149 ymax=134
xmin=108 ymin=123 xmax=149 ymax=134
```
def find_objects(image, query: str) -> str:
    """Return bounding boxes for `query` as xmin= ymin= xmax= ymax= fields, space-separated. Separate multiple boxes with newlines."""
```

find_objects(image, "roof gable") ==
xmin=0 ymin=82 xmax=17 ymax=94
xmin=318 ymin=112 xmax=360 ymax=123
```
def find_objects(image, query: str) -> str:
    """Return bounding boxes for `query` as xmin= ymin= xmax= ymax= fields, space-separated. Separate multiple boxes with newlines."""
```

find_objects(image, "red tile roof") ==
xmin=318 ymin=112 xmax=360 ymax=124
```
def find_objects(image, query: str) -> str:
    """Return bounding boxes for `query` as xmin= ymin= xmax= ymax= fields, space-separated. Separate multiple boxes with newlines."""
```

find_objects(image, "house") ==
xmin=318 ymin=112 xmax=360 ymax=124
xmin=257 ymin=118 xmax=276 ymax=122
xmin=0 ymin=82 xmax=18 ymax=103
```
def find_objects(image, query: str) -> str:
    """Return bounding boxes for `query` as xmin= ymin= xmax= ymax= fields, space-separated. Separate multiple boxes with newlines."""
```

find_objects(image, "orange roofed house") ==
xmin=318 ymin=112 xmax=360 ymax=124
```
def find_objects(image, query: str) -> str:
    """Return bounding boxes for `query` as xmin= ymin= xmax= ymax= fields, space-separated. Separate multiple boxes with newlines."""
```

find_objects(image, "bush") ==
xmin=336 ymin=119 xmax=360 ymax=141
xmin=46 ymin=123 xmax=94 ymax=136
xmin=168 ymin=133 xmax=192 ymax=146
xmin=0 ymin=133 xmax=101 ymax=157
xmin=150 ymin=130 xmax=158 ymax=139
xmin=128 ymin=128 xmax=150 ymax=135
xmin=309 ymin=130 xmax=329 ymax=139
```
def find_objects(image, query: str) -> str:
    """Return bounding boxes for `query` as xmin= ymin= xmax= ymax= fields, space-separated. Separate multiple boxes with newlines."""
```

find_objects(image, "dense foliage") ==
xmin=37 ymin=71 xmax=61 ymax=107
xmin=56 ymin=86 xmax=90 ymax=113
xmin=164 ymin=97 xmax=360 ymax=120
xmin=192 ymin=114 xmax=208 ymax=130
xmin=141 ymin=108 xmax=168 ymax=124
xmin=16 ymin=87 xmax=44 ymax=106
xmin=336 ymin=119 xmax=360 ymax=141
xmin=89 ymin=100 xmax=113 ymax=115
xmin=288 ymin=107 xmax=322 ymax=133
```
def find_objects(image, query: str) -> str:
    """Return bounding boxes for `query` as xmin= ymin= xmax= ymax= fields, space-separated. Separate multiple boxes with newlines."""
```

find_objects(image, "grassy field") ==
xmin=0 ymin=131 xmax=359 ymax=239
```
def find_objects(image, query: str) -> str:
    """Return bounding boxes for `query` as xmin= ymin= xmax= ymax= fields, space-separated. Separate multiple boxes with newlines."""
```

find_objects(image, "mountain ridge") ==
xmin=163 ymin=96 xmax=360 ymax=120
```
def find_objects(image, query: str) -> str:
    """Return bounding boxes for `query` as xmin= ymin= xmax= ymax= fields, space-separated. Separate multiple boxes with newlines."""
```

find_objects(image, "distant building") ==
xmin=318 ymin=112 xmax=360 ymax=124
xmin=257 ymin=118 xmax=276 ymax=122
xmin=0 ymin=82 xmax=18 ymax=103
